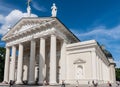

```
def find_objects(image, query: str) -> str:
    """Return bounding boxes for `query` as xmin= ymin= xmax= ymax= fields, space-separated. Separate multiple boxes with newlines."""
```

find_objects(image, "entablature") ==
xmin=6 ymin=28 xmax=69 ymax=47
xmin=2 ymin=17 xmax=80 ymax=46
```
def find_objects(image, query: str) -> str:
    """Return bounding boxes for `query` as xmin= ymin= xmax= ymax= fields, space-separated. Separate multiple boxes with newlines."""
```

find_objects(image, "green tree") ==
xmin=116 ymin=68 xmax=120 ymax=81
xmin=0 ymin=47 xmax=5 ymax=82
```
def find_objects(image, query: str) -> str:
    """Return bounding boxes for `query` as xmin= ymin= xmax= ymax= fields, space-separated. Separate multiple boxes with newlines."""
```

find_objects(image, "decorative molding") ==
xmin=14 ymin=23 xmax=40 ymax=34
xmin=73 ymin=59 xmax=86 ymax=64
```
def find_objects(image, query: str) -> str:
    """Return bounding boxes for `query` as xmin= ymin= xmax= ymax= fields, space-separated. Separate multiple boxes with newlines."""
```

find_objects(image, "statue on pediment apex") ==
xmin=51 ymin=3 xmax=57 ymax=17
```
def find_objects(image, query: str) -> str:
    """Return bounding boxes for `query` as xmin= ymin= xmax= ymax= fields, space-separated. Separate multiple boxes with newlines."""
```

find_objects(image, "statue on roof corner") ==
xmin=27 ymin=0 xmax=32 ymax=17
xmin=51 ymin=3 xmax=57 ymax=17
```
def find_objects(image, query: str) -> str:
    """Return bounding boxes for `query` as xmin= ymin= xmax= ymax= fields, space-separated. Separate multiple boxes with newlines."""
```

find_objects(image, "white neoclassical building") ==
xmin=2 ymin=2 xmax=116 ymax=85
xmin=2 ymin=17 xmax=116 ymax=85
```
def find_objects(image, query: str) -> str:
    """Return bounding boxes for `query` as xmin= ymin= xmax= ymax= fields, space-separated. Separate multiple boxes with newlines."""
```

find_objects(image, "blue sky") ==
xmin=0 ymin=0 xmax=120 ymax=67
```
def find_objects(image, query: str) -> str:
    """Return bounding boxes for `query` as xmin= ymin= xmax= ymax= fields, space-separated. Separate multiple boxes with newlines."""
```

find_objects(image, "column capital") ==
xmin=18 ymin=43 xmax=23 ymax=45
xmin=12 ymin=45 xmax=16 ymax=48
xmin=51 ymin=34 xmax=56 ymax=37
xmin=40 ymin=37 xmax=45 ymax=40
xmin=5 ymin=46 xmax=10 ymax=49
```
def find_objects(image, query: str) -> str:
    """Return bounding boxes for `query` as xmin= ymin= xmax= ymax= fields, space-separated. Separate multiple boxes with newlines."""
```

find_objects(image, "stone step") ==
xmin=0 ymin=83 xmax=119 ymax=87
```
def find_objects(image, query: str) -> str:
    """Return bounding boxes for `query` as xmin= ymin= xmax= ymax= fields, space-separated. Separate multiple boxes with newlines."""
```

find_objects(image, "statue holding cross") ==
xmin=27 ymin=0 xmax=31 ymax=7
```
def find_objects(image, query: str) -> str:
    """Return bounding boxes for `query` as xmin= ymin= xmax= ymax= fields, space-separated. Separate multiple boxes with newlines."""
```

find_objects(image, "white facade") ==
xmin=2 ymin=17 xmax=116 ymax=85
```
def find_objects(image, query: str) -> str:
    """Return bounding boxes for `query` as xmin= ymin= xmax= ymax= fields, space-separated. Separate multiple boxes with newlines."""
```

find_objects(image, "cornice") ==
xmin=66 ymin=40 xmax=97 ymax=51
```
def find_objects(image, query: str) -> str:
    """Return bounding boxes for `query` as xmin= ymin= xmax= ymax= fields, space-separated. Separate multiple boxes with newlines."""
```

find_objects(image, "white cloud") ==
xmin=0 ymin=9 xmax=38 ymax=35
xmin=76 ymin=25 xmax=120 ymax=40
xmin=32 ymin=2 xmax=47 ymax=12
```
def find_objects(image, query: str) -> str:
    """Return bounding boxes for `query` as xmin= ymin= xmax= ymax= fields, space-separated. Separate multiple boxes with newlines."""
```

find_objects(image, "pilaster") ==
xmin=91 ymin=49 xmax=97 ymax=80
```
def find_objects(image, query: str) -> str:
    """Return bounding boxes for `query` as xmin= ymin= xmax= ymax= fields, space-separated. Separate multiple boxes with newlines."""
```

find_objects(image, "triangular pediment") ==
xmin=2 ymin=17 xmax=80 ymax=43
xmin=2 ymin=17 xmax=55 ymax=40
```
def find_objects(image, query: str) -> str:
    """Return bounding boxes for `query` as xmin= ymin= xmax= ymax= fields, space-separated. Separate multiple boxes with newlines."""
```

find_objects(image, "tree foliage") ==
xmin=116 ymin=68 xmax=120 ymax=81
xmin=0 ymin=47 xmax=5 ymax=82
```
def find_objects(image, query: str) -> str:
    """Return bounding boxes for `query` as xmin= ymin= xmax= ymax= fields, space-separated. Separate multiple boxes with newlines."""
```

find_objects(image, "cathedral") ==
xmin=2 ymin=1 xmax=116 ymax=85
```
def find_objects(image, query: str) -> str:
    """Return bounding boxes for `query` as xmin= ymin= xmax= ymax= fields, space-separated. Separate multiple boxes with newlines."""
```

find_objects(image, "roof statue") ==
xmin=27 ymin=0 xmax=32 ymax=17
xmin=51 ymin=3 xmax=57 ymax=17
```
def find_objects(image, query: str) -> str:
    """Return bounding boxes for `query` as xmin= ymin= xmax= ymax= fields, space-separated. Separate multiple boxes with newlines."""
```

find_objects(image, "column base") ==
xmin=49 ymin=81 xmax=57 ymax=85
xmin=2 ymin=81 xmax=8 ymax=84
xmin=16 ymin=81 xmax=23 ymax=84
xmin=28 ymin=81 xmax=35 ymax=85
xmin=38 ymin=81 xmax=43 ymax=85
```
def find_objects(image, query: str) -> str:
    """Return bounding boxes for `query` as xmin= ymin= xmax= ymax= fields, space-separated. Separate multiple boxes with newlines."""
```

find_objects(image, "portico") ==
xmin=5 ymin=36 xmax=60 ymax=84
xmin=2 ymin=17 xmax=79 ymax=85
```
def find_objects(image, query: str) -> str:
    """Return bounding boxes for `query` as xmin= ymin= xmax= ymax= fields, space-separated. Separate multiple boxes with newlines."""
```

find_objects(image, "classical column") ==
xmin=49 ymin=35 xmax=57 ymax=84
xmin=38 ymin=38 xmax=46 ymax=85
xmin=60 ymin=40 xmax=66 ymax=82
xmin=3 ymin=47 xmax=10 ymax=83
xmin=28 ymin=40 xmax=36 ymax=84
xmin=16 ymin=44 xmax=23 ymax=84
xmin=9 ymin=46 xmax=16 ymax=81
xmin=91 ymin=49 xmax=97 ymax=80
